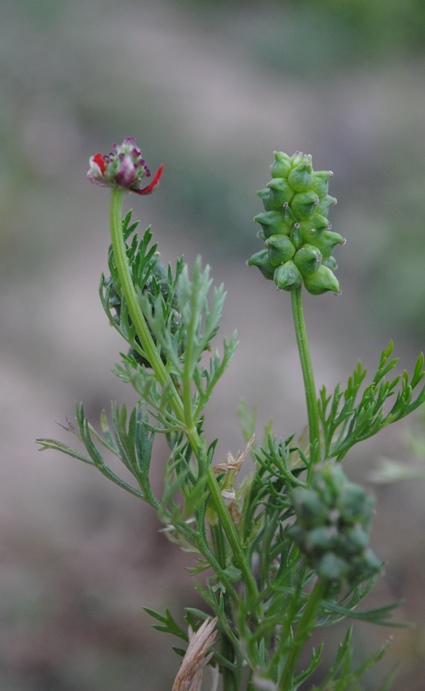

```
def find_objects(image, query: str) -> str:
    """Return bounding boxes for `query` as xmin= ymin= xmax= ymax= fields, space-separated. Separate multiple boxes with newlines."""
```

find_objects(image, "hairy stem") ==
xmin=109 ymin=188 xmax=259 ymax=605
xmin=291 ymin=286 xmax=320 ymax=468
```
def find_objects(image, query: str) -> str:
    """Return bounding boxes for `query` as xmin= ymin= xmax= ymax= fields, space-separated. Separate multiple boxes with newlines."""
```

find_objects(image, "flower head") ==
xmin=87 ymin=137 xmax=164 ymax=195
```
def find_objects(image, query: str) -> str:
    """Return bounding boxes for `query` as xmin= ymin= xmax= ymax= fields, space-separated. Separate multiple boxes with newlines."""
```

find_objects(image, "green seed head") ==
xmin=248 ymin=151 xmax=343 ymax=296
xmin=288 ymin=464 xmax=382 ymax=586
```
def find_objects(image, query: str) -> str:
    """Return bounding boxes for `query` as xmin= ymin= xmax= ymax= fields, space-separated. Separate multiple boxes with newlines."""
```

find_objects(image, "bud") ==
xmin=87 ymin=137 xmax=164 ymax=195
xmin=274 ymin=260 xmax=302 ymax=291
xmin=303 ymin=265 xmax=341 ymax=295
xmin=265 ymin=234 xmax=296 ymax=266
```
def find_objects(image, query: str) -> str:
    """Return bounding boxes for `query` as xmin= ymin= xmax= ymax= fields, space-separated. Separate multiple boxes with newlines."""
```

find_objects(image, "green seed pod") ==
xmin=268 ymin=178 xmax=295 ymax=209
xmin=291 ymin=487 xmax=329 ymax=527
xmin=337 ymin=484 xmax=374 ymax=524
xmin=312 ymin=464 xmax=344 ymax=503
xmin=290 ymin=151 xmax=305 ymax=167
xmin=293 ymin=244 xmax=322 ymax=275
xmin=270 ymin=151 xmax=292 ymax=178
xmin=247 ymin=249 xmax=275 ymax=280
xmin=317 ymin=552 xmax=349 ymax=582
xmin=340 ymin=524 xmax=369 ymax=555
xmin=316 ymin=194 xmax=337 ymax=217
xmin=322 ymin=256 xmax=338 ymax=270
xmin=291 ymin=191 xmax=319 ymax=220
xmin=257 ymin=188 xmax=274 ymax=211
xmin=310 ymin=170 xmax=333 ymax=199
xmin=359 ymin=548 xmax=383 ymax=579
xmin=288 ymin=155 xmax=313 ymax=192
xmin=303 ymin=265 xmax=341 ymax=295
xmin=274 ymin=260 xmax=303 ymax=291
xmin=299 ymin=213 xmax=331 ymax=239
xmin=265 ymin=234 xmax=296 ymax=266
xmin=311 ymin=230 xmax=346 ymax=259
xmin=306 ymin=525 xmax=339 ymax=553
xmin=254 ymin=211 xmax=292 ymax=239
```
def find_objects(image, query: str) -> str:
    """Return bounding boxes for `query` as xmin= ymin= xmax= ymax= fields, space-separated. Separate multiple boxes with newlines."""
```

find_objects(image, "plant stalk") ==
xmin=291 ymin=286 xmax=320 ymax=468
xmin=109 ymin=188 xmax=259 ymax=605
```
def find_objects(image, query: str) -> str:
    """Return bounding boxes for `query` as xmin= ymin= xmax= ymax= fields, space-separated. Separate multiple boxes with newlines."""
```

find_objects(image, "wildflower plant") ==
xmin=37 ymin=140 xmax=425 ymax=690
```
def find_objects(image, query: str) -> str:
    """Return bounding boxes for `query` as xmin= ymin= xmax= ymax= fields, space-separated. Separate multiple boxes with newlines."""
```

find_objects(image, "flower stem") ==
xmin=109 ymin=189 xmax=174 ymax=390
xmin=109 ymin=188 xmax=259 ymax=606
xmin=291 ymin=286 xmax=320 ymax=467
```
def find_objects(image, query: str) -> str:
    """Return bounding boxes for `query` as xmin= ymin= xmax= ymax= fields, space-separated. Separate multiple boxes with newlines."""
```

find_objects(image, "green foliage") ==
xmin=182 ymin=0 xmax=425 ymax=73
xmin=319 ymin=342 xmax=425 ymax=462
xmin=36 ymin=157 xmax=424 ymax=690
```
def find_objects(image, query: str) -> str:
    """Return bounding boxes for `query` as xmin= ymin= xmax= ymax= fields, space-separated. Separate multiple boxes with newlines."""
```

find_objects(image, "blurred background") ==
xmin=2 ymin=0 xmax=425 ymax=688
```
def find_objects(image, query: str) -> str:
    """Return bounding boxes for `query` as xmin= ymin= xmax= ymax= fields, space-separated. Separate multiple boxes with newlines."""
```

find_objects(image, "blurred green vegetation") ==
xmin=180 ymin=0 xmax=425 ymax=68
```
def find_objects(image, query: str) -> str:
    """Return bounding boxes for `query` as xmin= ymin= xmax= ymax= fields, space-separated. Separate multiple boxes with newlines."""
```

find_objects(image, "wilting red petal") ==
xmin=93 ymin=153 xmax=106 ymax=174
xmin=137 ymin=163 xmax=164 ymax=195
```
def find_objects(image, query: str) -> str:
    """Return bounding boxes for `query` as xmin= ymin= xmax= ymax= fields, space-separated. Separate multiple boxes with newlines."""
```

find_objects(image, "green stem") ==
xmin=211 ymin=524 xmax=240 ymax=691
xmin=110 ymin=189 xmax=174 ymax=391
xmin=291 ymin=287 xmax=320 ymax=467
xmin=279 ymin=579 xmax=327 ymax=689
xmin=109 ymin=188 xmax=259 ymax=605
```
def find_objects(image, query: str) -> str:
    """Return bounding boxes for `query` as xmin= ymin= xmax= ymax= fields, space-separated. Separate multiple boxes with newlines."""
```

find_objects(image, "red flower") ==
xmin=87 ymin=138 xmax=163 ymax=195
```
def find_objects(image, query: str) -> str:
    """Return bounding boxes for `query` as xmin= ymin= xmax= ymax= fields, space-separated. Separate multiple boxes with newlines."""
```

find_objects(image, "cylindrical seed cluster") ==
xmin=288 ymin=464 xmax=382 ymax=585
xmin=248 ymin=152 xmax=345 ymax=295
